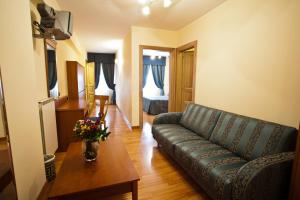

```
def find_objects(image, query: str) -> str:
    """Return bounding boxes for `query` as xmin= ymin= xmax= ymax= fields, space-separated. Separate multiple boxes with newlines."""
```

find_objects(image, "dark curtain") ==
xmin=143 ymin=56 xmax=151 ymax=88
xmin=94 ymin=62 xmax=101 ymax=89
xmin=87 ymin=53 xmax=116 ymax=104
xmin=102 ymin=63 xmax=116 ymax=104
xmin=151 ymin=65 xmax=165 ymax=95
xmin=47 ymin=50 xmax=57 ymax=90
xmin=151 ymin=57 xmax=166 ymax=95
xmin=101 ymin=54 xmax=116 ymax=104
xmin=87 ymin=53 xmax=101 ymax=89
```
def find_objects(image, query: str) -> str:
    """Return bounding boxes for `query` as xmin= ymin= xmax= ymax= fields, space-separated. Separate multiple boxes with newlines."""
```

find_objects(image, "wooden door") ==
xmin=175 ymin=50 xmax=195 ymax=112
xmin=86 ymin=62 xmax=95 ymax=110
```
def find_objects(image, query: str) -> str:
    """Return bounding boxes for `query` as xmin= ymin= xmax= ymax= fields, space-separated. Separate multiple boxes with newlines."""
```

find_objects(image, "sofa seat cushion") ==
xmin=180 ymin=104 xmax=221 ymax=139
xmin=174 ymin=140 xmax=247 ymax=200
xmin=152 ymin=124 xmax=204 ymax=154
xmin=210 ymin=112 xmax=298 ymax=161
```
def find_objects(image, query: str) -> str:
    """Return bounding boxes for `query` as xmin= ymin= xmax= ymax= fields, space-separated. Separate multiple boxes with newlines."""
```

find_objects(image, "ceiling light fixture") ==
xmin=163 ymin=0 xmax=172 ymax=8
xmin=140 ymin=0 xmax=172 ymax=16
xmin=142 ymin=5 xmax=151 ymax=16
xmin=138 ymin=0 xmax=148 ymax=4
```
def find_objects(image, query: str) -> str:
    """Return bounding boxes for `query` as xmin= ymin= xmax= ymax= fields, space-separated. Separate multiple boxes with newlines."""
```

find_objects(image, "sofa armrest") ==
xmin=232 ymin=152 xmax=295 ymax=200
xmin=153 ymin=112 xmax=182 ymax=125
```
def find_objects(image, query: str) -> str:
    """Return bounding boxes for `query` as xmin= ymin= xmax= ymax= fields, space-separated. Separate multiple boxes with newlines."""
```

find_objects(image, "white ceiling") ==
xmin=56 ymin=0 xmax=225 ymax=53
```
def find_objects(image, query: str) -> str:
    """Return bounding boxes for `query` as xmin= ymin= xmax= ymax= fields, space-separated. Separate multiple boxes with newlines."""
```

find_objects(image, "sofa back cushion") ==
xmin=179 ymin=104 xmax=221 ymax=139
xmin=210 ymin=112 xmax=298 ymax=161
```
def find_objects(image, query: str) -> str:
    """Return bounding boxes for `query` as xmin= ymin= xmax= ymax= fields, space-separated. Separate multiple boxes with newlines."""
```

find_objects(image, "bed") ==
xmin=143 ymin=96 xmax=168 ymax=115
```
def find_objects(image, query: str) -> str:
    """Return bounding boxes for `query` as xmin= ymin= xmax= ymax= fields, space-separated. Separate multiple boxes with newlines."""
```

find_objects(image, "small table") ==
xmin=48 ymin=137 xmax=140 ymax=200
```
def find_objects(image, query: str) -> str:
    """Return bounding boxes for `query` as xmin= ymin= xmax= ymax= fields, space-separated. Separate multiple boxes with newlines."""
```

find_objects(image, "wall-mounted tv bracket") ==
xmin=32 ymin=21 xmax=54 ymax=39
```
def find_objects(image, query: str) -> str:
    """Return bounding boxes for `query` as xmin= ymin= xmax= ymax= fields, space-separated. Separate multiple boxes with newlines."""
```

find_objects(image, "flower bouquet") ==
xmin=73 ymin=119 xmax=110 ymax=161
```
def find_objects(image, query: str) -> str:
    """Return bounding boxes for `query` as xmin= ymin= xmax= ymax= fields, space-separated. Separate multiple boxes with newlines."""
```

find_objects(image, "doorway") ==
xmin=139 ymin=46 xmax=175 ymax=127
xmin=138 ymin=42 xmax=197 ymax=127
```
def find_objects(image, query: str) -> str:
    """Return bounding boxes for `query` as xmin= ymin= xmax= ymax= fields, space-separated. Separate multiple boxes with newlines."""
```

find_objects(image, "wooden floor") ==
xmin=0 ymin=138 xmax=7 ymax=150
xmin=39 ymin=105 xmax=210 ymax=200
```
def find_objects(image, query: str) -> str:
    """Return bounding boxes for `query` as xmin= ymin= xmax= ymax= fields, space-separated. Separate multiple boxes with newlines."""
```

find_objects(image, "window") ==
xmin=95 ymin=64 xmax=113 ymax=100
xmin=143 ymin=66 xmax=161 ymax=97
xmin=49 ymin=82 xmax=59 ymax=97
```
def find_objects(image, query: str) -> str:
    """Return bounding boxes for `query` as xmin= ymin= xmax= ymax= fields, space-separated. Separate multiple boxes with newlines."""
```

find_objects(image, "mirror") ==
xmin=45 ymin=39 xmax=59 ymax=98
xmin=0 ymin=67 xmax=17 ymax=200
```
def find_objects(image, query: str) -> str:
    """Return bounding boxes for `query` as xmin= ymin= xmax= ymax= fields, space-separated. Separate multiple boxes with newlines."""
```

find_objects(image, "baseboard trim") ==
xmin=115 ymin=104 xmax=134 ymax=130
xmin=115 ymin=104 xmax=141 ymax=130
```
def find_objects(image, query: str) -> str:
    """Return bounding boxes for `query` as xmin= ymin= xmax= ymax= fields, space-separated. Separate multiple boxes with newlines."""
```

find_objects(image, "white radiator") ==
xmin=38 ymin=98 xmax=58 ymax=155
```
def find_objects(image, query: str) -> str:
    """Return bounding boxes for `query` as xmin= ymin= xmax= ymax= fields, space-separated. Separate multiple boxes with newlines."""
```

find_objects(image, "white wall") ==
xmin=0 ymin=0 xmax=46 ymax=199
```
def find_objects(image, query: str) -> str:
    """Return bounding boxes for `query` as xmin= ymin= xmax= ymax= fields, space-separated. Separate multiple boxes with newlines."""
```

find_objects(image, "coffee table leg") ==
xmin=132 ymin=181 xmax=138 ymax=200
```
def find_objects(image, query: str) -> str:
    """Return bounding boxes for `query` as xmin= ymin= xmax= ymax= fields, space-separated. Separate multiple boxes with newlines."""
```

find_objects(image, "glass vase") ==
xmin=82 ymin=140 xmax=99 ymax=162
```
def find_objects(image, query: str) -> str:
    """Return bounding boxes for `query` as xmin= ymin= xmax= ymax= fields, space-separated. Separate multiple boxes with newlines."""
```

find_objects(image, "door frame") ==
xmin=176 ymin=41 xmax=197 ymax=111
xmin=85 ymin=62 xmax=95 ymax=111
xmin=139 ymin=45 xmax=176 ymax=127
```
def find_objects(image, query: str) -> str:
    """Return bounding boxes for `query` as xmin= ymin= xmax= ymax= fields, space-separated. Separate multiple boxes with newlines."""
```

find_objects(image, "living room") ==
xmin=0 ymin=0 xmax=299 ymax=200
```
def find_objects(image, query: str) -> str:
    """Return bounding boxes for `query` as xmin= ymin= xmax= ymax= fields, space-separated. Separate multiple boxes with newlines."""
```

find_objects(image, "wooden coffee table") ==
xmin=48 ymin=137 xmax=140 ymax=200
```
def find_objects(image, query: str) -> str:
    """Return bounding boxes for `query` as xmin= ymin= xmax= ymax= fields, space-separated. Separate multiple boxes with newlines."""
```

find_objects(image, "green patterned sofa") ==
xmin=152 ymin=103 xmax=298 ymax=200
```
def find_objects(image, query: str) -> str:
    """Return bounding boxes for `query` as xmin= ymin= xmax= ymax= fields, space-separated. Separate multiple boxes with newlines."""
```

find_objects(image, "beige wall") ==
xmin=178 ymin=0 xmax=300 ymax=127
xmin=0 ymin=0 xmax=46 ymax=199
xmin=31 ymin=0 xmax=86 ymax=100
xmin=130 ymin=26 xmax=178 ymax=126
xmin=0 ymin=1 xmax=86 ymax=199
xmin=116 ymin=32 xmax=132 ymax=125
